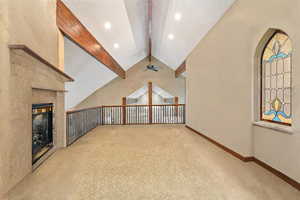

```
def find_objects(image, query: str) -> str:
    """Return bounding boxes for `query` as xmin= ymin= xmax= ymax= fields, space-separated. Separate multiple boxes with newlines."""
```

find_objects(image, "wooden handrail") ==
xmin=67 ymin=104 xmax=185 ymax=114
xmin=102 ymin=104 xmax=185 ymax=107
xmin=66 ymin=106 xmax=103 ymax=114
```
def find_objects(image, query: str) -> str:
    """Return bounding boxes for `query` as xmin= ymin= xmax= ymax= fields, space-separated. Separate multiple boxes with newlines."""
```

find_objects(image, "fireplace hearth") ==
xmin=32 ymin=103 xmax=54 ymax=164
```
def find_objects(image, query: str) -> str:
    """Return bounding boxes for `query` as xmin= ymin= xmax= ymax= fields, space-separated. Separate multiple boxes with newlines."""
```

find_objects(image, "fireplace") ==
xmin=32 ymin=103 xmax=54 ymax=164
xmin=5 ymin=46 xmax=73 ymax=194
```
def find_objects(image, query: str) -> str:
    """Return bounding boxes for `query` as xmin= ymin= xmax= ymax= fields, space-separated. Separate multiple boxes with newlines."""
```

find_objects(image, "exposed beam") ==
xmin=148 ymin=0 xmax=152 ymax=62
xmin=175 ymin=61 xmax=186 ymax=78
xmin=57 ymin=0 xmax=126 ymax=79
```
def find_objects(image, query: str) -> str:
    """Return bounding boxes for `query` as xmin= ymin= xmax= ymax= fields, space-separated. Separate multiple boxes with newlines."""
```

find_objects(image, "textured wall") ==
xmin=187 ymin=0 xmax=300 ymax=182
xmin=1 ymin=49 xmax=68 ymax=197
xmin=0 ymin=1 xmax=11 ymax=198
xmin=75 ymin=57 xmax=186 ymax=109
xmin=0 ymin=0 xmax=62 ymax=197
xmin=7 ymin=0 xmax=59 ymax=66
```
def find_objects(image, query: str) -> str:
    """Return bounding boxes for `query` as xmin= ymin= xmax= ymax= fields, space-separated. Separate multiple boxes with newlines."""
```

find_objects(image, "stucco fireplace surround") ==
xmin=7 ymin=45 xmax=73 ymax=193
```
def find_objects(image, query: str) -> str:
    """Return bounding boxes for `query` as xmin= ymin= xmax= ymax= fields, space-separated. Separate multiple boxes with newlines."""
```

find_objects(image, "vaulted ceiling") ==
xmin=63 ymin=0 xmax=236 ymax=109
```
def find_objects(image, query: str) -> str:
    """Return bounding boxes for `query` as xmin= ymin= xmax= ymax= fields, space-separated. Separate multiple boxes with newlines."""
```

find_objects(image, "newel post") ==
xmin=148 ymin=82 xmax=153 ymax=124
xmin=122 ymin=97 xmax=127 ymax=125
xmin=175 ymin=96 xmax=179 ymax=117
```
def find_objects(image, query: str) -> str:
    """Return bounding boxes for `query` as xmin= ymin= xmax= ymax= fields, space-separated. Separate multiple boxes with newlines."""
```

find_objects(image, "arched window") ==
xmin=261 ymin=31 xmax=292 ymax=125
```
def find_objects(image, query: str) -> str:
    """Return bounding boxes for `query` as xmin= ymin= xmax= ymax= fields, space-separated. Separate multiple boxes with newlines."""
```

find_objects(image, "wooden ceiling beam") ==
xmin=147 ymin=0 xmax=152 ymax=62
xmin=175 ymin=61 xmax=186 ymax=78
xmin=57 ymin=0 xmax=126 ymax=79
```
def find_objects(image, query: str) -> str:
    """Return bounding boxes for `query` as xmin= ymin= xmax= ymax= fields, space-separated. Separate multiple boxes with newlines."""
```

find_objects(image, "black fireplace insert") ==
xmin=32 ymin=103 xmax=54 ymax=164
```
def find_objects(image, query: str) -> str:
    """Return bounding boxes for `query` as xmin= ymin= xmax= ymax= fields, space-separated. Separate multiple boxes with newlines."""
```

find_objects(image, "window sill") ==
xmin=252 ymin=121 xmax=293 ymax=134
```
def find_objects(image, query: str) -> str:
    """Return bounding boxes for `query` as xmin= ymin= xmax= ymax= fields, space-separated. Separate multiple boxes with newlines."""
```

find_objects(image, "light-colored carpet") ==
xmin=8 ymin=125 xmax=300 ymax=200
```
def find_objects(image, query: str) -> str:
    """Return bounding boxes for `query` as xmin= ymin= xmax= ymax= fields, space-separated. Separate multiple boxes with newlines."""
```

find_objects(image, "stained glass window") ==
xmin=261 ymin=31 xmax=292 ymax=125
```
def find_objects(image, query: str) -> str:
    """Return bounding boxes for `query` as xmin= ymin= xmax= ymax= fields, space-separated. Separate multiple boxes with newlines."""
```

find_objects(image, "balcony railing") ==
xmin=66 ymin=104 xmax=185 ymax=145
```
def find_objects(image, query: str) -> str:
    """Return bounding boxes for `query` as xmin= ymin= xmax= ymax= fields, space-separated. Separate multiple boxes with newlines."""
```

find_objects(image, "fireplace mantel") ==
xmin=8 ymin=44 xmax=74 ymax=82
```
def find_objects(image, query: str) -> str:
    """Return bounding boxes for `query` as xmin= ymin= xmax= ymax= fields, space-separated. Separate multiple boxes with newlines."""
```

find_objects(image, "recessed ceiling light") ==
xmin=114 ymin=43 xmax=120 ymax=49
xmin=168 ymin=34 xmax=175 ymax=40
xmin=104 ymin=22 xmax=112 ymax=30
xmin=174 ymin=13 xmax=182 ymax=21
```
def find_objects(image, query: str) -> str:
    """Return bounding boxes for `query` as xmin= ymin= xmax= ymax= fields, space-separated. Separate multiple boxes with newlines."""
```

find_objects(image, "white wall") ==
xmin=136 ymin=93 xmax=148 ymax=105
xmin=153 ymin=92 xmax=165 ymax=104
xmin=134 ymin=92 xmax=166 ymax=105
xmin=64 ymin=37 xmax=117 ymax=109
xmin=187 ymin=0 xmax=300 ymax=182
